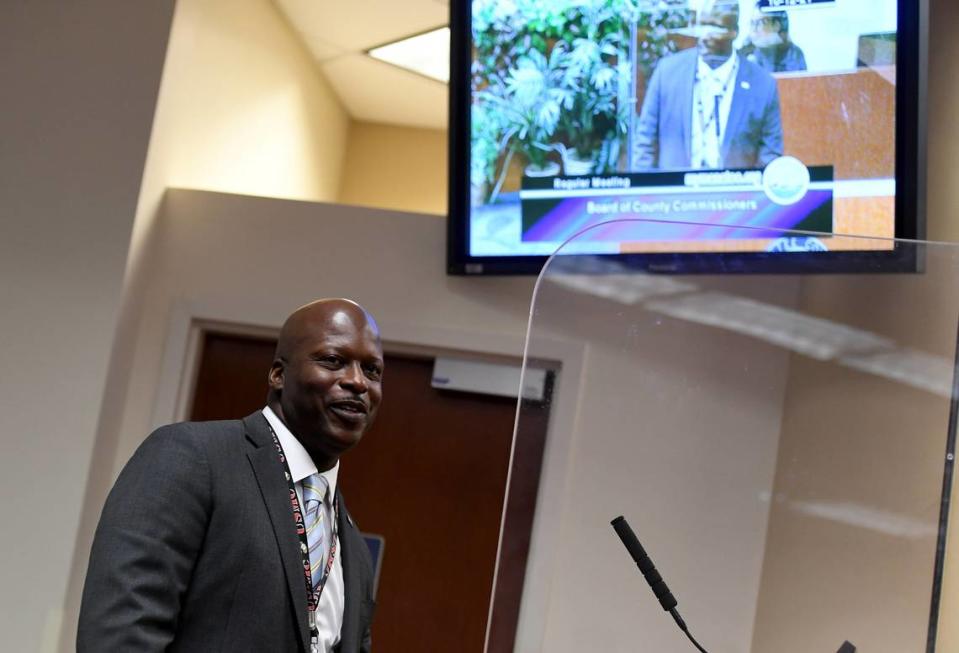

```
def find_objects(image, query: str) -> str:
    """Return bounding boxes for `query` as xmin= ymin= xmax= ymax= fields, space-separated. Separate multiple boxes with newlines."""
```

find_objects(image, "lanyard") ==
xmin=696 ymin=57 xmax=739 ymax=145
xmin=268 ymin=426 xmax=339 ymax=651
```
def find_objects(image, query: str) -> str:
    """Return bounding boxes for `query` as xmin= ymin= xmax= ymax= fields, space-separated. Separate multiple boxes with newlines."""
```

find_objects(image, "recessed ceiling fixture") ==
xmin=367 ymin=26 xmax=449 ymax=83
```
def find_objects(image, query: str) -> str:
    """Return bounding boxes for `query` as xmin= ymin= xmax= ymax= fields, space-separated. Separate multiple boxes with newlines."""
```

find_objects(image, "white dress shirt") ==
xmin=262 ymin=406 xmax=345 ymax=652
xmin=691 ymin=52 xmax=740 ymax=169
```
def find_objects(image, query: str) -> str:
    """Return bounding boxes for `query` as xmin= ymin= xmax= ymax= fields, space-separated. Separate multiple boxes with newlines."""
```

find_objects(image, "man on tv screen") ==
xmin=631 ymin=0 xmax=784 ymax=171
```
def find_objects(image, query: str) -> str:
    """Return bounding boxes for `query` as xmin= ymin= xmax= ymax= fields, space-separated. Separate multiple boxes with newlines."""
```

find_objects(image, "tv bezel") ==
xmin=446 ymin=0 xmax=927 ymax=276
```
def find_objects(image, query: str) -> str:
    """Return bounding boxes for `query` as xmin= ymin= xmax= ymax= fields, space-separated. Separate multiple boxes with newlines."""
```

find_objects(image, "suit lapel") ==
xmin=336 ymin=491 xmax=361 ymax=653
xmin=243 ymin=413 xmax=311 ymax=652
xmin=722 ymin=58 xmax=749 ymax=163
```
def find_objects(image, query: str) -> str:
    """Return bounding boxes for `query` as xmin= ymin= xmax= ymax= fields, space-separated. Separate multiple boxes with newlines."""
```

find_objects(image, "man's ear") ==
xmin=268 ymin=359 xmax=285 ymax=391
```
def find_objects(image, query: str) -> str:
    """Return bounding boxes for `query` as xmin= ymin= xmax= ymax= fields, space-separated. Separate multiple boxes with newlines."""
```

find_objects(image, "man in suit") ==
xmin=78 ymin=298 xmax=382 ymax=652
xmin=631 ymin=0 xmax=784 ymax=171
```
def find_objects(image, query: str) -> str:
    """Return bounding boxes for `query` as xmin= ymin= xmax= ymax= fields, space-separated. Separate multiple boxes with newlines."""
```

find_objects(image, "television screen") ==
xmin=447 ymin=0 xmax=925 ymax=274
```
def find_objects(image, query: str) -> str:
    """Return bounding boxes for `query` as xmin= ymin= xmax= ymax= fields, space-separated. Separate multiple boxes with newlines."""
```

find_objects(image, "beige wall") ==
xmin=58 ymin=0 xmax=352 ymax=649
xmin=0 ymin=3 xmax=174 ymax=652
xmin=150 ymin=0 xmax=348 ymax=201
xmin=128 ymin=0 xmax=349 ymax=276
xmin=752 ymin=1 xmax=959 ymax=650
xmin=338 ymin=120 xmax=448 ymax=216
xmin=751 ymin=276 xmax=957 ymax=651
xmin=115 ymin=0 xmax=350 ymax=441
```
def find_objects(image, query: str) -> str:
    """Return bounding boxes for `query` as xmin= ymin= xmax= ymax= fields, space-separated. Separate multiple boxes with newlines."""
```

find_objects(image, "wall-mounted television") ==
xmin=447 ymin=0 xmax=926 ymax=275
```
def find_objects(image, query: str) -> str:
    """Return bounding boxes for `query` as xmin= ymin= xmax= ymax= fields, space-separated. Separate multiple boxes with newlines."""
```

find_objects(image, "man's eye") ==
xmin=317 ymin=355 xmax=342 ymax=367
xmin=364 ymin=366 xmax=383 ymax=381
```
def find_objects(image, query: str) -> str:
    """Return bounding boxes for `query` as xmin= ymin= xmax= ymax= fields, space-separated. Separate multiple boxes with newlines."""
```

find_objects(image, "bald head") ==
xmin=268 ymin=298 xmax=384 ymax=470
xmin=275 ymin=299 xmax=381 ymax=362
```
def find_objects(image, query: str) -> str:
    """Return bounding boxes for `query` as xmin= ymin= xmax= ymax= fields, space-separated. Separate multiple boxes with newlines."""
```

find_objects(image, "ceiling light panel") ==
xmin=367 ymin=27 xmax=449 ymax=83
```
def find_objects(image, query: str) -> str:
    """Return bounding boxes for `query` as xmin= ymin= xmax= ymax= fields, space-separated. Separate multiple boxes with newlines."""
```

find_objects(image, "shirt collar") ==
xmin=262 ymin=406 xmax=339 ymax=495
xmin=697 ymin=51 xmax=738 ymax=82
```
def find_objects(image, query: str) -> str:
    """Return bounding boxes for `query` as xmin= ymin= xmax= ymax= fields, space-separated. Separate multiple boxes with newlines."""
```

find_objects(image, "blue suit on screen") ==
xmin=631 ymin=47 xmax=784 ymax=171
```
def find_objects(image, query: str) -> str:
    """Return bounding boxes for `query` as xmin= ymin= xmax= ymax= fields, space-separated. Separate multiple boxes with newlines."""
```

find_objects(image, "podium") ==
xmin=486 ymin=221 xmax=958 ymax=652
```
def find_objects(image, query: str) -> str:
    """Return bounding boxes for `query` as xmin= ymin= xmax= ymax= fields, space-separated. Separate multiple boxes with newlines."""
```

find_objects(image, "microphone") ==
xmin=611 ymin=516 xmax=708 ymax=653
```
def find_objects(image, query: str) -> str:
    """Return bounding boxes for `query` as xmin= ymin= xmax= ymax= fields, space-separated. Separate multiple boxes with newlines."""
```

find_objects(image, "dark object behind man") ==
xmin=740 ymin=5 xmax=808 ymax=73
xmin=78 ymin=298 xmax=383 ymax=652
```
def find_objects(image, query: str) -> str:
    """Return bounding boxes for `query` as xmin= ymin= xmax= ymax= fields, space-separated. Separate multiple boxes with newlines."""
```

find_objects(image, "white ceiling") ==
xmin=275 ymin=0 xmax=450 ymax=130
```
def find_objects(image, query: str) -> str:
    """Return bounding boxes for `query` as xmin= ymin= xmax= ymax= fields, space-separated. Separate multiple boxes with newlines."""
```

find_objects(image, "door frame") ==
xmin=152 ymin=301 xmax=587 ymax=652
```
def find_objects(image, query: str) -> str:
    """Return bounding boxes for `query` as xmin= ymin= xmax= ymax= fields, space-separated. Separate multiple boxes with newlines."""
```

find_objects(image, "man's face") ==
xmin=698 ymin=7 xmax=739 ymax=56
xmin=270 ymin=308 xmax=384 ymax=462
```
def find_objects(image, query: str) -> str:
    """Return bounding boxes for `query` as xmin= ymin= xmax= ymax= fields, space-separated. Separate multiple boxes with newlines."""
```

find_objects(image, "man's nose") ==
xmin=340 ymin=362 xmax=369 ymax=391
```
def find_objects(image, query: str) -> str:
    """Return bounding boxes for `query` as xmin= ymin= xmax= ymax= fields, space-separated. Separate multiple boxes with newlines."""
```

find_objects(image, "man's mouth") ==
xmin=328 ymin=399 xmax=368 ymax=420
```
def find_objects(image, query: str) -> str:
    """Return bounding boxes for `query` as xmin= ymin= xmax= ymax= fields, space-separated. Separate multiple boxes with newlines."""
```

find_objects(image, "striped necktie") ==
xmin=303 ymin=473 xmax=331 ymax=589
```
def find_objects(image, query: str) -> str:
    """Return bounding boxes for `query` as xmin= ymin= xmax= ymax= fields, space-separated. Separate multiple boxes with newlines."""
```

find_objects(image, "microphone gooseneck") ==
xmin=610 ymin=516 xmax=709 ymax=653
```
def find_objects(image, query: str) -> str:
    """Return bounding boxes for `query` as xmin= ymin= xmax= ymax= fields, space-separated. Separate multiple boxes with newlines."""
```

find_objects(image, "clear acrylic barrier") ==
xmin=488 ymin=220 xmax=958 ymax=653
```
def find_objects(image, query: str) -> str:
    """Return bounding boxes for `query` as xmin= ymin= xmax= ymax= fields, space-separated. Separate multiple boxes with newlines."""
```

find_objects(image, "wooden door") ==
xmin=189 ymin=331 xmax=550 ymax=652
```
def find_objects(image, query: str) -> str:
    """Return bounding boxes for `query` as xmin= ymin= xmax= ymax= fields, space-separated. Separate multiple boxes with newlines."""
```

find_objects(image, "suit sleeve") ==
xmin=631 ymin=65 xmax=662 ymax=170
xmin=758 ymin=79 xmax=784 ymax=167
xmin=77 ymin=424 xmax=212 ymax=652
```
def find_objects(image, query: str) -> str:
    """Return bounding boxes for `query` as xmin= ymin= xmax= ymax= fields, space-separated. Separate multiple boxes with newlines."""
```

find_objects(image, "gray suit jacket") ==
xmin=78 ymin=412 xmax=375 ymax=652
xmin=632 ymin=48 xmax=784 ymax=170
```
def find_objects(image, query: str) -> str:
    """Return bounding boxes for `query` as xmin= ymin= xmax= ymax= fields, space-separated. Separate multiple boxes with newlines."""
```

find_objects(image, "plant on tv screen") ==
xmin=471 ymin=0 xmax=690 ymax=193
